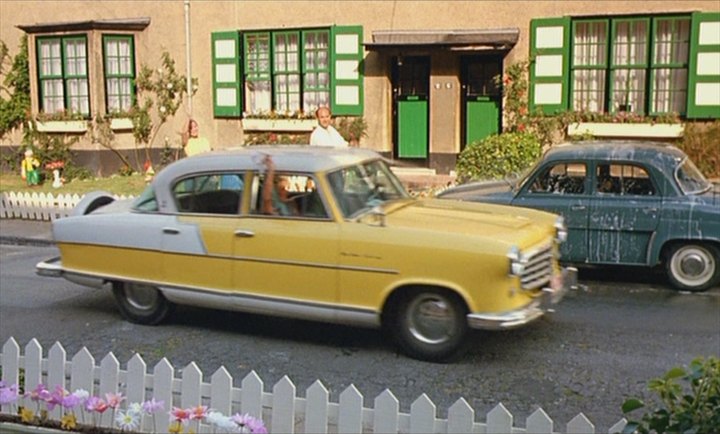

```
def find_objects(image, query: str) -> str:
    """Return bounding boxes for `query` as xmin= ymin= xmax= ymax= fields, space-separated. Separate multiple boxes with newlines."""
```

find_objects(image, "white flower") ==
xmin=160 ymin=106 xmax=167 ymax=113
xmin=166 ymin=83 xmax=173 ymax=90
xmin=206 ymin=411 xmax=235 ymax=431
xmin=115 ymin=410 xmax=139 ymax=431
xmin=127 ymin=402 xmax=143 ymax=415
xmin=72 ymin=389 xmax=89 ymax=400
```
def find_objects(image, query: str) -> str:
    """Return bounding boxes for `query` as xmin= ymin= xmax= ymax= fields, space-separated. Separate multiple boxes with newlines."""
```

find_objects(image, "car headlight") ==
xmin=507 ymin=245 xmax=526 ymax=276
xmin=554 ymin=216 xmax=568 ymax=243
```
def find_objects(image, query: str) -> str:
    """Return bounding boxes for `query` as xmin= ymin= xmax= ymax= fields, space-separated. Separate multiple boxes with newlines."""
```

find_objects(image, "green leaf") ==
xmin=664 ymin=367 xmax=686 ymax=380
xmin=622 ymin=398 xmax=645 ymax=414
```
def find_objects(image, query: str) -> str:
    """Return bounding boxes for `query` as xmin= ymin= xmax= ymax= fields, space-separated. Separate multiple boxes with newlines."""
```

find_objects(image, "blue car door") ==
xmin=513 ymin=161 xmax=590 ymax=262
xmin=588 ymin=162 xmax=661 ymax=265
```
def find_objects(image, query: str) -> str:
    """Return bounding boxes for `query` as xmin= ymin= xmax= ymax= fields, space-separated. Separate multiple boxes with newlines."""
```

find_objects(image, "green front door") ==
xmin=462 ymin=57 xmax=501 ymax=148
xmin=393 ymin=56 xmax=430 ymax=159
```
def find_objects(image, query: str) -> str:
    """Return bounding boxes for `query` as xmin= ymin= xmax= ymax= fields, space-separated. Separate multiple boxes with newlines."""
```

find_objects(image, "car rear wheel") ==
xmin=112 ymin=282 xmax=172 ymax=325
xmin=390 ymin=288 xmax=468 ymax=362
xmin=666 ymin=244 xmax=719 ymax=292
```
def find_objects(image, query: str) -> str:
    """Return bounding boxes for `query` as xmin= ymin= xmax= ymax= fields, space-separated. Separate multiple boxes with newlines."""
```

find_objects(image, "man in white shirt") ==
xmin=310 ymin=106 xmax=348 ymax=147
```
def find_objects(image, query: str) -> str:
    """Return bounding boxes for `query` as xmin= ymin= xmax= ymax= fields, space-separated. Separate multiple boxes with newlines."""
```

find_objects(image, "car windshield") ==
xmin=675 ymin=158 xmax=711 ymax=195
xmin=326 ymin=159 xmax=410 ymax=218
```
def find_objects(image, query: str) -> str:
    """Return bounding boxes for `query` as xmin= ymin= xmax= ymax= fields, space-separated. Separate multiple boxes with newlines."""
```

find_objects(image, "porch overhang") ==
xmin=365 ymin=28 xmax=519 ymax=51
xmin=18 ymin=17 xmax=151 ymax=33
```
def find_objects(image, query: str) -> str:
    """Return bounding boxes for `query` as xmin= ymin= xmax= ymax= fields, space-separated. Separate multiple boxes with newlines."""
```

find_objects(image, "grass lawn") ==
xmin=0 ymin=172 xmax=148 ymax=196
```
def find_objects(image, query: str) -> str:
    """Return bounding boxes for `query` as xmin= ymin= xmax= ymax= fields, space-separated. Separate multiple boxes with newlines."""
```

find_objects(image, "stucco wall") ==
xmin=2 ymin=1 xmax=718 ymax=173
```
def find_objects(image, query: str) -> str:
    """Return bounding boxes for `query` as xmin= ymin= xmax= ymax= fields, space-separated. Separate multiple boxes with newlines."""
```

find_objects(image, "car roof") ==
xmin=544 ymin=140 xmax=687 ymax=167
xmin=155 ymin=145 xmax=383 ymax=184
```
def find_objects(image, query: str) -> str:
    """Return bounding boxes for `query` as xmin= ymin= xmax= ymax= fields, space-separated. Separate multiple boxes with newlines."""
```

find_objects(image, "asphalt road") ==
xmin=1 ymin=244 xmax=718 ymax=432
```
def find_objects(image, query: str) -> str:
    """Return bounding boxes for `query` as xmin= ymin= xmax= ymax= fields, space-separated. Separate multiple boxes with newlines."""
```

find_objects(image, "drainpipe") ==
xmin=184 ymin=0 xmax=193 ymax=115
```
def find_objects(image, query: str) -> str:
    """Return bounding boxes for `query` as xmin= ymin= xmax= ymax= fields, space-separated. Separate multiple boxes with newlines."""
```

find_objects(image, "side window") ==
xmin=596 ymin=164 xmax=655 ymax=195
xmin=173 ymin=173 xmax=245 ymax=215
xmin=250 ymin=173 xmax=328 ymax=219
xmin=528 ymin=163 xmax=587 ymax=194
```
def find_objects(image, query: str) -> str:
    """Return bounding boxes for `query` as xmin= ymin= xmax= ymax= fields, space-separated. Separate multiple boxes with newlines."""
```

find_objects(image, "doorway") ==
xmin=461 ymin=56 xmax=502 ymax=149
xmin=392 ymin=56 xmax=430 ymax=159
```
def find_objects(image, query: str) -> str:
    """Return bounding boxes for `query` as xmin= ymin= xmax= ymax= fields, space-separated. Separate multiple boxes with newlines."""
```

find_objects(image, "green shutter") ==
xmin=529 ymin=17 xmax=570 ymax=114
xmin=212 ymin=31 xmax=242 ymax=117
xmin=330 ymin=25 xmax=363 ymax=116
xmin=687 ymin=12 xmax=720 ymax=119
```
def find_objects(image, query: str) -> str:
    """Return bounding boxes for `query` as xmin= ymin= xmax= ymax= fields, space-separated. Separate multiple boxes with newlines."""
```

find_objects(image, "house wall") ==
xmin=1 ymin=1 xmax=718 ymax=174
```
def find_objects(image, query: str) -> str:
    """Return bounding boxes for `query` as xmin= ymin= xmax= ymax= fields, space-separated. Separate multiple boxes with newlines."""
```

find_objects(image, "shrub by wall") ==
xmin=455 ymin=132 xmax=542 ymax=182
xmin=678 ymin=120 xmax=720 ymax=180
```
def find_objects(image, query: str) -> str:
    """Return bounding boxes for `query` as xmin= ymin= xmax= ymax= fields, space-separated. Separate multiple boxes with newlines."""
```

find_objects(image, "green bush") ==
xmin=678 ymin=121 xmax=720 ymax=180
xmin=455 ymin=132 xmax=542 ymax=182
xmin=622 ymin=356 xmax=720 ymax=434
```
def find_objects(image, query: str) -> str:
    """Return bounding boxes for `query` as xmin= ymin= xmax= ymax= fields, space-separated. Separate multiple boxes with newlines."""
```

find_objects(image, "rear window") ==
xmin=675 ymin=158 xmax=711 ymax=195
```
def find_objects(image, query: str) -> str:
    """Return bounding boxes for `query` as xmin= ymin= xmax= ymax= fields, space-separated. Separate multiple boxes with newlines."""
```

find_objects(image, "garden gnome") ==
xmin=51 ymin=169 xmax=63 ymax=188
xmin=20 ymin=149 xmax=41 ymax=186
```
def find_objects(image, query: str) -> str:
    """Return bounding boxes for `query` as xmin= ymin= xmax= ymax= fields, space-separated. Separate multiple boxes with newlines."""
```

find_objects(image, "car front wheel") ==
xmin=666 ymin=244 xmax=720 ymax=292
xmin=390 ymin=288 xmax=468 ymax=362
xmin=112 ymin=282 xmax=172 ymax=325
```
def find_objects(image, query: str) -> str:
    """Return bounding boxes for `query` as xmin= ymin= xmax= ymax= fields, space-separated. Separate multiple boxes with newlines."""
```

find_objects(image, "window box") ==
xmin=110 ymin=118 xmax=134 ymax=130
xmin=242 ymin=118 xmax=316 ymax=132
xmin=35 ymin=120 xmax=88 ymax=133
xmin=568 ymin=122 xmax=684 ymax=138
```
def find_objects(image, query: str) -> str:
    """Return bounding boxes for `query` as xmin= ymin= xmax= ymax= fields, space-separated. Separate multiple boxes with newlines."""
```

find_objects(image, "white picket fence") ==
xmin=0 ymin=338 xmax=628 ymax=434
xmin=0 ymin=191 xmax=134 ymax=221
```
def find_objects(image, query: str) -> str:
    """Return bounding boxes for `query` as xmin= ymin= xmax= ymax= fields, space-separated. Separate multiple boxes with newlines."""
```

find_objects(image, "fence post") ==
xmin=339 ymin=384 xmax=364 ymax=434
xmin=305 ymin=380 xmax=329 ymax=434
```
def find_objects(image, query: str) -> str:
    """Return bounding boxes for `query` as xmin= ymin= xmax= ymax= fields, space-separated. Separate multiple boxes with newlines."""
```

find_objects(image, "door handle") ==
xmin=162 ymin=227 xmax=180 ymax=235
xmin=642 ymin=208 xmax=658 ymax=213
xmin=234 ymin=230 xmax=255 ymax=238
xmin=570 ymin=205 xmax=586 ymax=211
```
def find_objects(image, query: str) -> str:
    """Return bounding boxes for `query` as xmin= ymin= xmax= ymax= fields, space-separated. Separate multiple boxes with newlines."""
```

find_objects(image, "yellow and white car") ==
xmin=37 ymin=146 xmax=575 ymax=361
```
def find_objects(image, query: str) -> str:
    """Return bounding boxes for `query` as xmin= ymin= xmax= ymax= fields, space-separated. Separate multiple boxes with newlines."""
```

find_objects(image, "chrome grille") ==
xmin=520 ymin=243 xmax=554 ymax=290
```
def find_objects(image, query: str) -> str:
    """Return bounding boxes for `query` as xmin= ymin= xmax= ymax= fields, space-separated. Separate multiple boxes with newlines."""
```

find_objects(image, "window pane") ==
xmin=104 ymin=37 xmax=135 ymax=113
xmin=611 ymin=69 xmax=646 ymax=113
xmin=574 ymin=21 xmax=607 ymax=66
xmin=613 ymin=20 xmax=647 ymax=66
xmin=65 ymin=39 xmax=87 ymax=76
xmin=651 ymin=68 xmax=687 ymax=114
xmin=39 ymin=40 xmax=62 ymax=77
xmin=42 ymin=79 xmax=64 ymax=113
xmin=303 ymin=30 xmax=330 ymax=113
xmin=67 ymin=78 xmax=89 ymax=115
xmin=654 ymin=18 xmax=690 ymax=64
xmin=573 ymin=69 xmax=606 ymax=112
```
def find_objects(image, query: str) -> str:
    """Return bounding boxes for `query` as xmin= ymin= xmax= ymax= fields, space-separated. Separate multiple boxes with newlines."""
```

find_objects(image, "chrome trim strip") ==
xmin=40 ymin=265 xmax=381 ymax=328
xmin=58 ymin=242 xmax=399 ymax=275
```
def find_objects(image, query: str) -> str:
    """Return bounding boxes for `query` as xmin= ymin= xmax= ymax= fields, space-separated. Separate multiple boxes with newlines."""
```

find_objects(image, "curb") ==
xmin=0 ymin=236 xmax=54 ymax=247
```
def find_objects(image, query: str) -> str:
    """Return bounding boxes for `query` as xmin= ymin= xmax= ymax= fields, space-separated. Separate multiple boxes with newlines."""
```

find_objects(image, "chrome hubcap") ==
xmin=407 ymin=295 xmax=456 ymax=344
xmin=124 ymin=283 xmax=159 ymax=310
xmin=671 ymin=246 xmax=714 ymax=286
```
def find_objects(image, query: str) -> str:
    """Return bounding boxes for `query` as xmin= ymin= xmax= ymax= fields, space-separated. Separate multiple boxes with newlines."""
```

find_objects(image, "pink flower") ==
xmin=26 ymin=384 xmax=48 ymax=402
xmin=170 ymin=406 xmax=191 ymax=423
xmin=232 ymin=413 xmax=267 ymax=433
xmin=0 ymin=383 xmax=19 ymax=405
xmin=142 ymin=397 xmax=164 ymax=414
xmin=46 ymin=385 xmax=68 ymax=411
xmin=105 ymin=392 xmax=125 ymax=409
xmin=85 ymin=396 xmax=108 ymax=413
xmin=189 ymin=404 xmax=209 ymax=421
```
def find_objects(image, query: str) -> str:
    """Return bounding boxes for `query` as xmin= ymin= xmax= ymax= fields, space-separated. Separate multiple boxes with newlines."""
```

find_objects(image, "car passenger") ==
xmin=260 ymin=155 xmax=297 ymax=216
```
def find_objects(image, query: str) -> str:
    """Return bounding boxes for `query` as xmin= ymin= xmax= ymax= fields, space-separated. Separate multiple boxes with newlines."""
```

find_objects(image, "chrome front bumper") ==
xmin=467 ymin=266 xmax=577 ymax=330
xmin=36 ymin=256 xmax=63 ymax=277
xmin=36 ymin=256 xmax=106 ymax=288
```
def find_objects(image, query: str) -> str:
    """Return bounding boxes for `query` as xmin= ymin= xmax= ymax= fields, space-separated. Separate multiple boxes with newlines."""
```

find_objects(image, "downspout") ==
xmin=184 ymin=0 xmax=193 ymax=115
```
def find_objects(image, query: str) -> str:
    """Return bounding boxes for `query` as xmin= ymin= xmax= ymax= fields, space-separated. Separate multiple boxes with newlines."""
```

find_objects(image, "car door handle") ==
xmin=643 ymin=208 xmax=658 ymax=213
xmin=570 ymin=205 xmax=586 ymax=211
xmin=162 ymin=227 xmax=180 ymax=235
xmin=234 ymin=230 xmax=255 ymax=238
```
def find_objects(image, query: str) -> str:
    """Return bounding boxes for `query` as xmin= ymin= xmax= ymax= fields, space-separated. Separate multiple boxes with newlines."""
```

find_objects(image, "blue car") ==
xmin=439 ymin=141 xmax=720 ymax=292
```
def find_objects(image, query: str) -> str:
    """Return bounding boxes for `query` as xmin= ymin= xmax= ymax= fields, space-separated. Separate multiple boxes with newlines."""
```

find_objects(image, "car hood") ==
xmin=366 ymin=198 xmax=557 ymax=248
xmin=437 ymin=180 xmax=515 ymax=204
